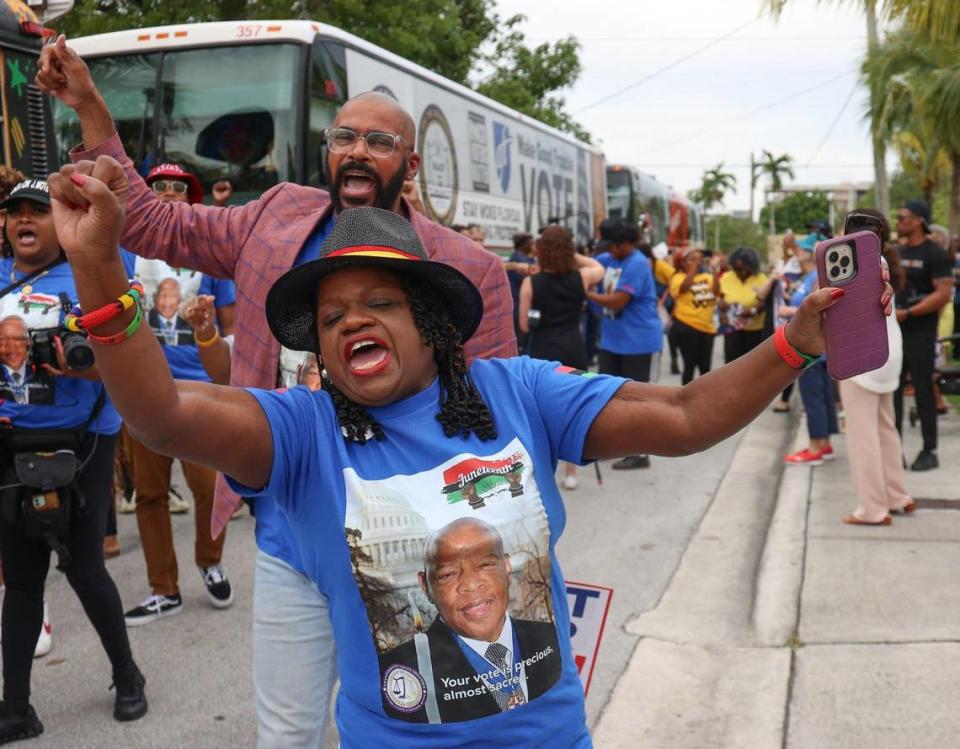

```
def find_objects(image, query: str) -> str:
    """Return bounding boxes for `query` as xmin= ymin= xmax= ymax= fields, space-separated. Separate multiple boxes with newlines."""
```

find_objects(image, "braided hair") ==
xmin=319 ymin=273 xmax=497 ymax=445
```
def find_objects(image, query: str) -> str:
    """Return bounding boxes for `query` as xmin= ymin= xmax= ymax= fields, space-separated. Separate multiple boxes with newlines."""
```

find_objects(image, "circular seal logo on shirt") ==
xmin=382 ymin=664 xmax=427 ymax=713
xmin=418 ymin=104 xmax=458 ymax=225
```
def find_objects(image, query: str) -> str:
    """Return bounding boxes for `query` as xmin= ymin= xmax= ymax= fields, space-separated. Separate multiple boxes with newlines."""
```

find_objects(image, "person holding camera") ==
xmin=0 ymin=179 xmax=147 ymax=742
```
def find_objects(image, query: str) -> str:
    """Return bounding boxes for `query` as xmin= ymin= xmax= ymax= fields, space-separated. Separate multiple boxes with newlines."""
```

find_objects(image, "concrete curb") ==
xmin=594 ymin=409 xmax=808 ymax=749
xmin=624 ymin=408 xmax=802 ymax=646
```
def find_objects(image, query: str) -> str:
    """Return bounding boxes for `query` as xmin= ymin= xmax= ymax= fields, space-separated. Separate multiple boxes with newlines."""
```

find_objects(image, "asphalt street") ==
xmin=23 ymin=349 xmax=743 ymax=748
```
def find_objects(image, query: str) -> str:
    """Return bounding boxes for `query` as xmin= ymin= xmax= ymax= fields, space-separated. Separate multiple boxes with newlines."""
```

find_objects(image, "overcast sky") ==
xmin=497 ymin=0 xmax=888 ymax=212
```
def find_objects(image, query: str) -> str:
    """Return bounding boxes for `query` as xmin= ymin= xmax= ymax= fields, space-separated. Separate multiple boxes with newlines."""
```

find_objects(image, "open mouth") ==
xmin=344 ymin=336 xmax=391 ymax=376
xmin=16 ymin=228 xmax=37 ymax=247
xmin=339 ymin=170 xmax=378 ymax=203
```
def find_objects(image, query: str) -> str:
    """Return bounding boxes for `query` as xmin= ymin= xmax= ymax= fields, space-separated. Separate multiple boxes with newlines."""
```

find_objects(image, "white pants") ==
xmin=253 ymin=549 xmax=338 ymax=749
xmin=840 ymin=381 xmax=913 ymax=522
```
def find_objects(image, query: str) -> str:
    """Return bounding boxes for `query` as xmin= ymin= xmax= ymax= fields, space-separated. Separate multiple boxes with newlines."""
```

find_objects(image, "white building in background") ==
xmin=769 ymin=181 xmax=874 ymax=229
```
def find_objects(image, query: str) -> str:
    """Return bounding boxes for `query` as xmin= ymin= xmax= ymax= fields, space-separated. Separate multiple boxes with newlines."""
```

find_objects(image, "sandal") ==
xmin=773 ymin=403 xmax=790 ymax=413
xmin=842 ymin=514 xmax=891 ymax=526
xmin=893 ymin=501 xmax=917 ymax=514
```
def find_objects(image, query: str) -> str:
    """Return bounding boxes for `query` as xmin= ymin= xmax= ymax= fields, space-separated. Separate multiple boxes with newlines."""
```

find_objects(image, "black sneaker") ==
xmin=199 ymin=565 xmax=234 ymax=609
xmin=0 ymin=703 xmax=43 ymax=744
xmin=111 ymin=663 xmax=147 ymax=722
xmin=910 ymin=450 xmax=939 ymax=472
xmin=124 ymin=593 xmax=182 ymax=627
xmin=612 ymin=455 xmax=651 ymax=470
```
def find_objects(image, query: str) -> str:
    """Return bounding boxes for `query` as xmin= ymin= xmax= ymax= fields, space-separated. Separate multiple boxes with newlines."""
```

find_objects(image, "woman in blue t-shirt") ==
xmin=51 ymin=161 xmax=891 ymax=749
xmin=0 ymin=180 xmax=146 ymax=743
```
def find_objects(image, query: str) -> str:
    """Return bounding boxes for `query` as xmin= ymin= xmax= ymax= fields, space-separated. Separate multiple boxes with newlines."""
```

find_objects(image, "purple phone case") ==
xmin=815 ymin=230 xmax=889 ymax=380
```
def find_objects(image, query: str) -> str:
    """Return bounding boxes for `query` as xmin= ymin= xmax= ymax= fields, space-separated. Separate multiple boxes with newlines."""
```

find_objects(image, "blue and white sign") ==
xmin=493 ymin=121 xmax=513 ymax=194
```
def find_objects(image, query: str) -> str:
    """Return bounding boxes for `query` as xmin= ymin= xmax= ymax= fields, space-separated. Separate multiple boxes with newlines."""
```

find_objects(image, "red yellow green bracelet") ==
xmin=86 ymin=304 xmax=143 ymax=346
xmin=65 ymin=281 xmax=145 ymax=333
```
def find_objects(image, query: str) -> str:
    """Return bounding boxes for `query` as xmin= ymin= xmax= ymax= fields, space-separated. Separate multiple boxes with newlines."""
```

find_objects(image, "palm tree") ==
xmin=863 ymin=27 xmax=960 ymax=234
xmin=763 ymin=0 xmax=889 ymax=216
xmin=759 ymin=150 xmax=795 ymax=233
xmin=887 ymin=0 xmax=960 ymax=45
xmin=690 ymin=163 xmax=737 ymax=248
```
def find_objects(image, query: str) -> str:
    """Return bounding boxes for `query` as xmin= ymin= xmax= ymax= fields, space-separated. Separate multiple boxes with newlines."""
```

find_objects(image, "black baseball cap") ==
xmin=0 ymin=179 xmax=50 ymax=209
xmin=266 ymin=207 xmax=483 ymax=353
xmin=903 ymin=200 xmax=930 ymax=229
xmin=597 ymin=217 xmax=638 ymax=251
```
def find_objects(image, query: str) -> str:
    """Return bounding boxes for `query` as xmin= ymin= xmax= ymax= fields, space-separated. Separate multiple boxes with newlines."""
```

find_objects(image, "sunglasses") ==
xmin=151 ymin=180 xmax=189 ymax=195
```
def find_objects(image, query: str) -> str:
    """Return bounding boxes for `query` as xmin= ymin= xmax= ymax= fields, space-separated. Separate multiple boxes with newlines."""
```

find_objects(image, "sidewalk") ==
xmin=593 ymin=400 xmax=960 ymax=748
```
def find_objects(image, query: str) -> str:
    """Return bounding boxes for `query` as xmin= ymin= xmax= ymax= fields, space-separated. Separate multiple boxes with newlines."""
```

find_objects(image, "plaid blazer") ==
xmin=73 ymin=134 xmax=518 ymax=535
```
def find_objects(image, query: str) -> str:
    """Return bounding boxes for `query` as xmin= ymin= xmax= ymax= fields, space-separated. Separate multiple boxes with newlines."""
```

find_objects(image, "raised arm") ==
xmin=48 ymin=157 xmax=272 ymax=489
xmin=36 ymin=36 xmax=266 ymax=279
xmin=575 ymin=253 xmax=605 ymax=288
xmin=584 ymin=280 xmax=894 ymax=460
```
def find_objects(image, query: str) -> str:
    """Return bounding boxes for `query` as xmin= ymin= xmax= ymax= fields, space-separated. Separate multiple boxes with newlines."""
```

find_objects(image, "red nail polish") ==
xmin=830 ymin=288 xmax=845 ymax=300
xmin=69 ymin=173 xmax=86 ymax=188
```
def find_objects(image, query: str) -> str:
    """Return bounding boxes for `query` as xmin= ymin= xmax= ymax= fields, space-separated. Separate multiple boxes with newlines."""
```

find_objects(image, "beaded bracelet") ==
xmin=773 ymin=324 xmax=818 ymax=369
xmin=65 ymin=281 xmax=145 ymax=333
xmin=194 ymin=329 xmax=220 ymax=348
xmin=86 ymin=304 xmax=143 ymax=346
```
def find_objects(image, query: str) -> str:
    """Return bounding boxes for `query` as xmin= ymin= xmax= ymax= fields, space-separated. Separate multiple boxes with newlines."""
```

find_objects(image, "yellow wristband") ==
xmin=194 ymin=329 xmax=220 ymax=348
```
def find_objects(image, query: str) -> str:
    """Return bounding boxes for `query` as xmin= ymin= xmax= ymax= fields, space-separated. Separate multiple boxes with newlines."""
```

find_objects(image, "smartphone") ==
xmin=815 ymin=230 xmax=888 ymax=380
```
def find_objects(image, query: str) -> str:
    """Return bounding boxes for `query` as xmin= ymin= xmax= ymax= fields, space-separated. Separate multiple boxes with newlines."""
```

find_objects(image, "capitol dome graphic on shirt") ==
xmin=346 ymin=487 xmax=431 ymax=590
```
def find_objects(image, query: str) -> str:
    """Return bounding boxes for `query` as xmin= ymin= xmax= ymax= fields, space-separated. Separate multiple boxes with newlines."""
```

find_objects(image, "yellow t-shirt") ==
xmin=670 ymin=272 xmax=717 ymax=334
xmin=654 ymin=258 xmax=676 ymax=287
xmin=719 ymin=271 xmax=769 ymax=332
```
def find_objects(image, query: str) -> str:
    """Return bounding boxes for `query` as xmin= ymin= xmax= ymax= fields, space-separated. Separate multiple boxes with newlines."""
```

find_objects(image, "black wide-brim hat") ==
xmin=266 ymin=207 xmax=484 ymax=353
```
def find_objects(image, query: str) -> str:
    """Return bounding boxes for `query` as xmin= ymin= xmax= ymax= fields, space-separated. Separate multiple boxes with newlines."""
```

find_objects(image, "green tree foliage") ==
xmin=859 ymin=169 xmax=949 ymax=226
xmin=759 ymin=190 xmax=829 ymax=235
xmin=474 ymin=16 xmax=590 ymax=142
xmin=57 ymin=1 xmax=591 ymax=141
xmin=705 ymin=215 xmax=768 ymax=257
xmin=689 ymin=163 xmax=737 ymax=212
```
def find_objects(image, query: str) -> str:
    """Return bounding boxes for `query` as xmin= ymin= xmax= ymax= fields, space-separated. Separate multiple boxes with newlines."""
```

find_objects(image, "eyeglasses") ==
xmin=323 ymin=127 xmax=404 ymax=158
xmin=151 ymin=180 xmax=189 ymax=195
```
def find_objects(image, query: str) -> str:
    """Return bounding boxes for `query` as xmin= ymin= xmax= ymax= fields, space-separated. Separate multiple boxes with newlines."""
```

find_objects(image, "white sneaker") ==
xmin=198 ymin=565 xmax=234 ymax=609
xmin=34 ymin=601 xmax=51 ymax=658
xmin=562 ymin=475 xmax=578 ymax=491
xmin=168 ymin=491 xmax=190 ymax=515
xmin=116 ymin=493 xmax=136 ymax=514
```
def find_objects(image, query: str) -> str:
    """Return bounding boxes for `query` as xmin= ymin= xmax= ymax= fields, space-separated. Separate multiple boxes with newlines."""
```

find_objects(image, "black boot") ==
xmin=0 ymin=703 xmax=43 ymax=744
xmin=111 ymin=663 xmax=147 ymax=722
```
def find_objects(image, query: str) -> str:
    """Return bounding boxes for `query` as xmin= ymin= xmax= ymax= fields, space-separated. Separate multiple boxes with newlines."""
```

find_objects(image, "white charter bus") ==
xmin=56 ymin=20 xmax=607 ymax=249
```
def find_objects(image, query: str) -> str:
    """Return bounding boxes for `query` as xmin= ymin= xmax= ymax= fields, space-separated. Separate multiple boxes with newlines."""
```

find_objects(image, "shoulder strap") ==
xmin=0 ymin=254 xmax=67 ymax=301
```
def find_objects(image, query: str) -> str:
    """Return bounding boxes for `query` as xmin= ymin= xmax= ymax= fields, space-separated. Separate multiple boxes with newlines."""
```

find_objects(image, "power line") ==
xmin=630 ymin=163 xmax=872 ymax=169
xmin=803 ymin=83 xmax=860 ymax=166
xmin=648 ymin=69 xmax=856 ymax=151
xmin=574 ymin=13 xmax=761 ymax=115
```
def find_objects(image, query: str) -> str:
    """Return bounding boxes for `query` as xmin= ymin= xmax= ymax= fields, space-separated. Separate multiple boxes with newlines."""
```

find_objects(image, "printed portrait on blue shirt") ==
xmin=343 ymin=438 xmax=562 ymax=724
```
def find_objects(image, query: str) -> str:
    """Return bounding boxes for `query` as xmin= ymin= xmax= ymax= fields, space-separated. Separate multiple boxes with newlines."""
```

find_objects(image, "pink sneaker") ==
xmin=785 ymin=448 xmax=824 ymax=466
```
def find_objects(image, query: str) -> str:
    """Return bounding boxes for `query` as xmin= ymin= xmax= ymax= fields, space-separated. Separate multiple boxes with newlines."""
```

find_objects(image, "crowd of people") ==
xmin=0 ymin=31 xmax=935 ymax=749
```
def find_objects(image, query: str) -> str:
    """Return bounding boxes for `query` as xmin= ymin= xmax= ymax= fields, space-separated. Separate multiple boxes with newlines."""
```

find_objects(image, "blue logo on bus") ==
xmin=493 ymin=122 xmax=512 ymax=193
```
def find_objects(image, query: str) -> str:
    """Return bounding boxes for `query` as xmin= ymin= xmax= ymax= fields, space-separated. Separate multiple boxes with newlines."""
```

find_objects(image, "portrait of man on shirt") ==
xmin=0 ymin=315 xmax=53 ymax=405
xmin=379 ymin=517 xmax=561 ymax=723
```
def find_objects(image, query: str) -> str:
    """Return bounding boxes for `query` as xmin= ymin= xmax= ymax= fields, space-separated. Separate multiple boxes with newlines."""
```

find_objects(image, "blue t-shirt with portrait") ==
xmin=228 ymin=356 xmax=624 ymax=748
xmin=0 ymin=253 xmax=137 ymax=433
xmin=132 ymin=257 xmax=236 ymax=381
xmin=595 ymin=250 xmax=662 ymax=355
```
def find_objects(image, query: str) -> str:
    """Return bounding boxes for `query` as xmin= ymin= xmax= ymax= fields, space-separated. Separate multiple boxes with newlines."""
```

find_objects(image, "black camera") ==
xmin=30 ymin=328 xmax=94 ymax=371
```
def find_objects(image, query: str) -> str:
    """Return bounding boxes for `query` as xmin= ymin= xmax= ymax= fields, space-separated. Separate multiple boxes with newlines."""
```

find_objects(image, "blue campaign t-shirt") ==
xmin=132 ymin=257 xmax=236 ymax=381
xmin=256 ymin=211 xmax=334 ymax=571
xmin=228 ymin=357 xmax=625 ymax=748
xmin=0 ymin=253 xmax=138 ymax=433
xmin=595 ymin=250 xmax=662 ymax=355
xmin=790 ymin=270 xmax=818 ymax=307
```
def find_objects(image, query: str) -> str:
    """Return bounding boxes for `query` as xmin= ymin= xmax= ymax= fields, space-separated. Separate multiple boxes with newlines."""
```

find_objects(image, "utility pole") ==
xmin=749 ymin=152 xmax=756 ymax=223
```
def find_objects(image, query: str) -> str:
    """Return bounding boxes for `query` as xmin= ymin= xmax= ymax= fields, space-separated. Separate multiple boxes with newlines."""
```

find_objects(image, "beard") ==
xmin=329 ymin=156 xmax=407 ymax=214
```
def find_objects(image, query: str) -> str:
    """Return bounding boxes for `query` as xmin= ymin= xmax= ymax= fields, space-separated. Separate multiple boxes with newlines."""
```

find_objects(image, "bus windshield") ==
xmin=606 ymin=169 xmax=632 ymax=221
xmin=54 ymin=43 xmax=302 ymax=203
